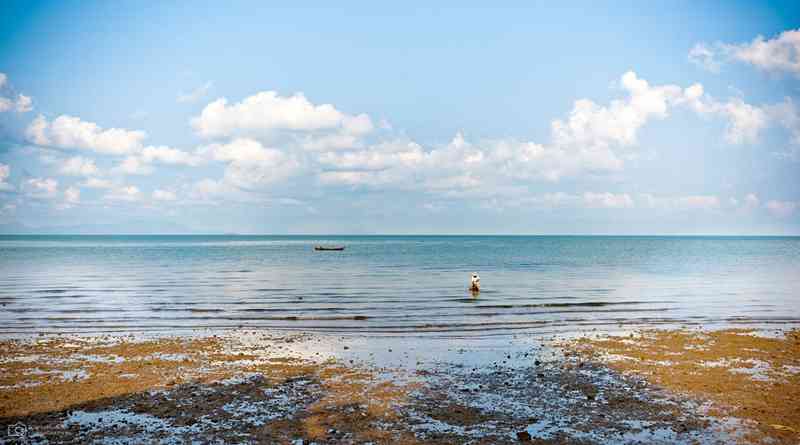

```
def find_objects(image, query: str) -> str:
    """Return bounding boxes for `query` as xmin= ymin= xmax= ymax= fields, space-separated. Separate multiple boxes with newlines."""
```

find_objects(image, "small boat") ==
xmin=314 ymin=245 xmax=345 ymax=251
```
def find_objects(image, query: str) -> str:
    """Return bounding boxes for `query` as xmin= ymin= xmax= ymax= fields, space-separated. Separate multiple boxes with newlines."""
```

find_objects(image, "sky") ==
xmin=0 ymin=0 xmax=799 ymax=234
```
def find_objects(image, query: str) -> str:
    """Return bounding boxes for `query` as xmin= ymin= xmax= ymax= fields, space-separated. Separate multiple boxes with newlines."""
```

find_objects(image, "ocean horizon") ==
xmin=3 ymin=234 xmax=798 ymax=336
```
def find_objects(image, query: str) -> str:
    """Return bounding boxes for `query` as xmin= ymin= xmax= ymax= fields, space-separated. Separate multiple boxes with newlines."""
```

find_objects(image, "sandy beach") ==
xmin=1 ymin=328 xmax=797 ymax=444
xmin=2 ymin=0 xmax=800 ymax=441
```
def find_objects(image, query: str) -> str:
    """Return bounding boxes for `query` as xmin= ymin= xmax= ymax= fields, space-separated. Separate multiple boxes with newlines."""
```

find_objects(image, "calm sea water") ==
xmin=1 ymin=235 xmax=798 ymax=336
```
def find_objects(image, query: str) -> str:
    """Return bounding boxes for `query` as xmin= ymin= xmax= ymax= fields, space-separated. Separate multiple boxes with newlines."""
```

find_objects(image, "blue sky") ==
xmin=0 ymin=1 xmax=799 ymax=234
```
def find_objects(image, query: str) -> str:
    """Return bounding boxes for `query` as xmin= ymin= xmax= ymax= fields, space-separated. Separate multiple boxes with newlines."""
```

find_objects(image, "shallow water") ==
xmin=1 ymin=235 xmax=798 ymax=336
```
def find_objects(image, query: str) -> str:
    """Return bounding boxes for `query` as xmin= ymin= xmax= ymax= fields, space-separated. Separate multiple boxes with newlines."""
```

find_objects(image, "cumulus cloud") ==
xmin=583 ymin=192 xmax=635 ymax=209
xmin=0 ymin=163 xmax=13 ymax=191
xmin=177 ymin=81 xmax=213 ymax=103
xmin=103 ymin=185 xmax=142 ymax=202
xmin=63 ymin=186 xmax=80 ymax=206
xmin=636 ymin=194 xmax=721 ymax=211
xmin=729 ymin=29 xmax=800 ymax=76
xmin=553 ymin=71 xmax=687 ymax=148
xmin=198 ymin=138 xmax=301 ymax=189
xmin=15 ymin=70 xmax=795 ymax=217
xmin=106 ymin=146 xmax=202 ymax=177
xmin=26 ymin=115 xmax=147 ymax=155
xmin=314 ymin=72 xmax=710 ymax=194
xmin=183 ymin=178 xmax=260 ymax=204
xmin=23 ymin=177 xmax=58 ymax=199
xmin=15 ymin=95 xmax=33 ymax=113
xmin=688 ymin=43 xmax=722 ymax=72
xmin=681 ymin=84 xmax=789 ymax=145
xmin=140 ymin=145 xmax=203 ymax=166
xmin=187 ymin=178 xmax=229 ymax=201
xmin=80 ymin=177 xmax=115 ymax=189
xmin=0 ymin=73 xmax=33 ymax=113
xmin=59 ymin=156 xmax=100 ymax=177
xmin=191 ymin=91 xmax=374 ymax=142
xmin=684 ymin=92 xmax=770 ymax=144
xmin=718 ymin=98 xmax=769 ymax=144
xmin=168 ymin=72 xmax=798 ymax=203
xmin=113 ymin=156 xmax=154 ymax=176
xmin=763 ymin=98 xmax=800 ymax=159
xmin=690 ymin=29 xmax=800 ymax=76
xmin=673 ymin=195 xmax=721 ymax=210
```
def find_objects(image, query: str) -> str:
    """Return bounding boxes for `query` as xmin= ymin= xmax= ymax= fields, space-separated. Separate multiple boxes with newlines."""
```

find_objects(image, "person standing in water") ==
xmin=470 ymin=273 xmax=480 ymax=292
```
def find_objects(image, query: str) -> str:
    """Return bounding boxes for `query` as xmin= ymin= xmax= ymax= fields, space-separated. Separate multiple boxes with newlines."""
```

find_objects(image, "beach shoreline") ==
xmin=1 ymin=327 xmax=798 ymax=444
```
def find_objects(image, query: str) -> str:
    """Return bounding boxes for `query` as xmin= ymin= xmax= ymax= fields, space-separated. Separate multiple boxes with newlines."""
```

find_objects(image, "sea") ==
xmin=1 ymin=235 xmax=799 ymax=337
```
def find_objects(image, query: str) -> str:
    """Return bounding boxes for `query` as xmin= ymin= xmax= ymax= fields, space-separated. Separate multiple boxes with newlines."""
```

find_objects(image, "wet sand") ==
xmin=567 ymin=329 xmax=800 ymax=444
xmin=1 ymin=328 xmax=798 ymax=444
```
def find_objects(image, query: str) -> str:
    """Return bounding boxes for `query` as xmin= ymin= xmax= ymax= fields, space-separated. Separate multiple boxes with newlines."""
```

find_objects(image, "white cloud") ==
xmin=113 ymin=156 xmax=154 ymax=176
xmin=634 ymin=193 xmax=722 ymax=210
xmin=15 ymin=95 xmax=33 ymax=113
xmin=64 ymin=186 xmax=80 ymax=205
xmin=23 ymin=177 xmax=58 ymax=199
xmin=188 ymin=178 xmax=228 ymax=201
xmin=184 ymin=178 xmax=258 ymax=204
xmin=199 ymin=138 xmax=281 ymax=163
xmin=314 ymin=72 xmax=699 ymax=194
xmin=583 ymin=192 xmax=634 ymax=209
xmin=298 ymin=133 xmax=364 ymax=151
xmin=690 ymin=29 xmax=800 ymax=77
xmin=0 ymin=163 xmax=13 ymax=191
xmin=152 ymin=189 xmax=177 ymax=201
xmin=718 ymin=98 xmax=768 ymax=144
xmin=729 ymin=29 xmax=800 ymax=76
xmin=26 ymin=115 xmax=147 ymax=155
xmin=177 ymin=81 xmax=213 ymax=103
xmin=105 ymin=146 xmax=202 ymax=177
xmin=552 ymin=72 xmax=686 ymax=149
xmin=25 ymin=115 xmax=50 ymax=145
xmin=0 ymin=97 xmax=12 ymax=113
xmin=80 ymin=177 xmax=114 ymax=189
xmin=191 ymin=91 xmax=373 ymax=139
xmin=318 ymin=170 xmax=400 ymax=187
xmin=313 ymin=71 xmax=697 ymax=193
xmin=140 ymin=145 xmax=202 ymax=166
xmin=0 ymin=93 xmax=32 ymax=113
xmin=764 ymin=98 xmax=800 ymax=159
xmin=59 ymin=156 xmax=100 ymax=177
xmin=765 ymin=200 xmax=798 ymax=218
xmin=318 ymin=139 xmax=424 ymax=171
xmin=198 ymin=138 xmax=301 ymax=189
xmin=682 ymin=84 xmax=771 ymax=145
xmin=103 ymin=185 xmax=141 ymax=202
xmin=0 ymin=72 xmax=33 ymax=113
xmin=186 ymin=72 xmax=777 ymax=200
xmin=688 ymin=43 xmax=721 ymax=72
xmin=674 ymin=195 xmax=721 ymax=210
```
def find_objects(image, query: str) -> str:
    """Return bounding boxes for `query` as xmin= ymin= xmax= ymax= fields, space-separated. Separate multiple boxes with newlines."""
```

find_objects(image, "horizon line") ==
xmin=1 ymin=233 xmax=798 ymax=237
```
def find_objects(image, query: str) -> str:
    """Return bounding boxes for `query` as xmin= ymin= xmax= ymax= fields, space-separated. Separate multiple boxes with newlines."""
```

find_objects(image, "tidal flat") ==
xmin=1 ymin=328 xmax=798 ymax=444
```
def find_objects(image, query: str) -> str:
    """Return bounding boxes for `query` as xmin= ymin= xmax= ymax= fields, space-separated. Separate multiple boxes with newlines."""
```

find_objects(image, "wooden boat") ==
xmin=314 ymin=245 xmax=345 ymax=251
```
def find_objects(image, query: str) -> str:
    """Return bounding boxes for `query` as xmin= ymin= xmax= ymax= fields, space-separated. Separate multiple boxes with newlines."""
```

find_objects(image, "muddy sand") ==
xmin=1 ymin=328 xmax=798 ymax=444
